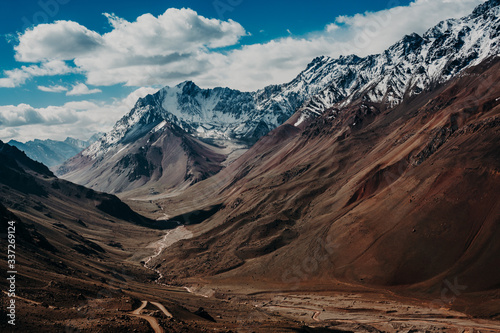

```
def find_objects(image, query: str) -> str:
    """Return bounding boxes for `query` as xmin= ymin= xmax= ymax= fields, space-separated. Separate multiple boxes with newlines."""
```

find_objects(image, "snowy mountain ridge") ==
xmin=295 ymin=0 xmax=500 ymax=124
xmin=83 ymin=0 xmax=499 ymax=161
xmin=83 ymin=78 xmax=334 ymax=159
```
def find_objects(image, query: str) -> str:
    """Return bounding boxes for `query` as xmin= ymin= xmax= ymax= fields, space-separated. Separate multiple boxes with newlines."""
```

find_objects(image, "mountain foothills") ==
xmin=1 ymin=0 xmax=500 ymax=332
xmin=9 ymin=133 xmax=102 ymax=168
xmin=1 ymin=141 xmax=303 ymax=332
xmin=58 ymin=0 xmax=500 ymax=198
xmin=0 ymin=140 xmax=170 ymax=330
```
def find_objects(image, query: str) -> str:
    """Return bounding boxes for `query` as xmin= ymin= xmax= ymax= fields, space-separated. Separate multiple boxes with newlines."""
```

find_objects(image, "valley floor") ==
xmin=1 ymin=223 xmax=500 ymax=332
xmin=197 ymin=287 xmax=500 ymax=332
xmin=4 ymin=276 xmax=500 ymax=332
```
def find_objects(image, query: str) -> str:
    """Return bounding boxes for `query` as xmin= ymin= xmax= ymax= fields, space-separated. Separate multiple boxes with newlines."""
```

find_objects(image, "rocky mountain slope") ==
xmin=58 ymin=120 xmax=229 ymax=196
xmin=151 ymin=54 xmax=500 ymax=318
xmin=8 ymin=133 xmax=102 ymax=167
xmin=0 ymin=140 xmax=177 ymax=330
xmin=2 ymin=93 xmax=497 ymax=333
xmin=1 ymin=142 xmax=323 ymax=333
xmin=144 ymin=1 xmax=500 ymax=318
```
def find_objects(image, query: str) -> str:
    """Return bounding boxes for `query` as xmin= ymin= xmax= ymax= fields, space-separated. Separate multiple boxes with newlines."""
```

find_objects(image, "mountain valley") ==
xmin=1 ymin=1 xmax=500 ymax=332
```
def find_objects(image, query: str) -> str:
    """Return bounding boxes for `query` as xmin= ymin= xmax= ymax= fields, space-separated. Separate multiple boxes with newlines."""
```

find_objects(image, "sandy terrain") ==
xmin=216 ymin=289 xmax=500 ymax=332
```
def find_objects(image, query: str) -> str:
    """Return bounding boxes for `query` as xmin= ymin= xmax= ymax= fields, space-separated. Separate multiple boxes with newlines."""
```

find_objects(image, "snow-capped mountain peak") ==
xmin=296 ymin=0 xmax=500 ymax=120
xmin=83 ymin=77 xmax=335 ymax=159
xmin=82 ymin=0 xmax=498 ymax=163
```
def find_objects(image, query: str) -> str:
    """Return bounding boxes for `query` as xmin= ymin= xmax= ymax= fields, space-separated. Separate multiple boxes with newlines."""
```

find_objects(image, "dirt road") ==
xmin=150 ymin=301 xmax=173 ymax=318
xmin=129 ymin=300 xmax=173 ymax=333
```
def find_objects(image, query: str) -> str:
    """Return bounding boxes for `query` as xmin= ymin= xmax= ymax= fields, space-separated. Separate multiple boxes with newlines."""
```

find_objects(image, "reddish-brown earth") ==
xmin=0 ymin=140 xmax=405 ymax=332
xmin=1 ymin=56 xmax=500 ymax=333
xmin=0 ymin=141 xmax=329 ymax=332
xmin=146 ymin=57 xmax=500 ymax=322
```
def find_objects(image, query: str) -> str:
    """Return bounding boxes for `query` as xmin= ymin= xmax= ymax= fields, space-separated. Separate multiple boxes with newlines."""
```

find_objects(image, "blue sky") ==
xmin=0 ymin=0 xmax=412 ymax=107
xmin=0 ymin=0 xmax=485 ymax=142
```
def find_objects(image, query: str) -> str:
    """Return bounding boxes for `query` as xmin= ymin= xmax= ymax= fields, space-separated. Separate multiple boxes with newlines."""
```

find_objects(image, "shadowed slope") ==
xmin=59 ymin=121 xmax=228 ymax=198
xmin=0 ymin=140 xmax=175 ymax=324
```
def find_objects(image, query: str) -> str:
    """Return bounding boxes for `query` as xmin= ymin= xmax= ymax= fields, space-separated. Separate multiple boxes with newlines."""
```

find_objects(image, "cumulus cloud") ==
xmin=14 ymin=20 xmax=103 ymax=62
xmin=119 ymin=86 xmax=159 ymax=108
xmin=66 ymin=83 xmax=102 ymax=96
xmin=0 ymin=103 xmax=79 ymax=127
xmin=38 ymin=85 xmax=68 ymax=93
xmin=0 ymin=60 xmax=75 ymax=88
xmin=1 ymin=0 xmax=485 ymax=92
xmin=76 ymin=8 xmax=246 ymax=87
xmin=102 ymin=10 xmax=245 ymax=55
xmin=0 ymin=88 xmax=157 ymax=142
xmin=9 ymin=8 xmax=246 ymax=89
xmin=63 ymin=100 xmax=102 ymax=111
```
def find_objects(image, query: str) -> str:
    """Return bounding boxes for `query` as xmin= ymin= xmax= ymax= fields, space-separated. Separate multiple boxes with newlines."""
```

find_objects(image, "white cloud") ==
xmin=66 ymin=83 xmax=102 ymax=96
xmin=0 ymin=87 xmax=157 ymax=142
xmin=102 ymin=10 xmax=245 ymax=55
xmin=1 ymin=0 xmax=485 ymax=92
xmin=9 ymin=8 xmax=246 ymax=89
xmin=63 ymin=100 xmax=101 ymax=111
xmin=38 ymin=85 xmax=68 ymax=93
xmin=119 ymin=86 xmax=158 ymax=109
xmin=14 ymin=20 xmax=103 ymax=62
xmin=0 ymin=60 xmax=76 ymax=88
xmin=75 ymin=8 xmax=246 ymax=87
xmin=0 ymin=103 xmax=79 ymax=127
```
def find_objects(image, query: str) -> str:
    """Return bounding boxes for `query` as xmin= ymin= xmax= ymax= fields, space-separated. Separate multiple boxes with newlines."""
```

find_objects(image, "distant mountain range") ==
xmin=9 ymin=133 xmax=102 ymax=167
xmin=58 ymin=0 xmax=500 ymax=198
